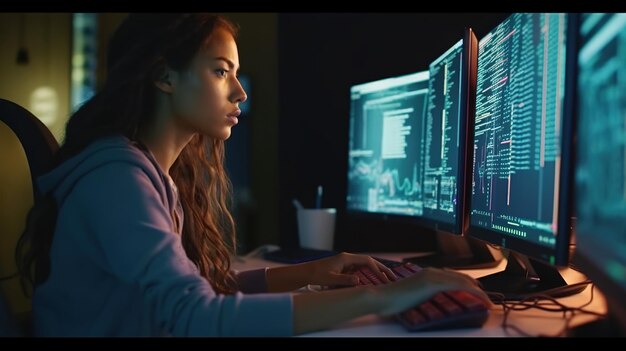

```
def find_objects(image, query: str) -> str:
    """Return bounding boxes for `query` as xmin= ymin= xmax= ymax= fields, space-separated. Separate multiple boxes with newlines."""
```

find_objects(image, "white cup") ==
xmin=297 ymin=208 xmax=336 ymax=250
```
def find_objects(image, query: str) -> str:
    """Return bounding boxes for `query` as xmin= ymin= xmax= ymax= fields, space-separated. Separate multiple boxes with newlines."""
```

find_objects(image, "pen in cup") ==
xmin=316 ymin=185 xmax=323 ymax=209
xmin=292 ymin=198 xmax=304 ymax=210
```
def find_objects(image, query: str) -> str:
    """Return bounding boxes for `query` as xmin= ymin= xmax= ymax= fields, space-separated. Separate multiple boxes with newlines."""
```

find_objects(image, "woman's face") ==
xmin=168 ymin=27 xmax=247 ymax=140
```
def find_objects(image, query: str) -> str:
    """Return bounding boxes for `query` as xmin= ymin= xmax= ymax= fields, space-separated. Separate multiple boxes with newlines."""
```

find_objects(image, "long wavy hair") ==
xmin=16 ymin=13 xmax=239 ymax=295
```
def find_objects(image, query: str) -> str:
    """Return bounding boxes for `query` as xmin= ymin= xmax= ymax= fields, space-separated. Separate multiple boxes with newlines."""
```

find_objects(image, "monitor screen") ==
xmin=346 ymin=31 xmax=477 ymax=237
xmin=346 ymin=70 xmax=430 ymax=218
xmin=421 ymin=34 xmax=476 ymax=234
xmin=468 ymin=13 xmax=574 ymax=266
xmin=423 ymin=39 xmax=464 ymax=226
xmin=466 ymin=13 xmax=584 ymax=300
xmin=574 ymin=12 xmax=626 ymax=334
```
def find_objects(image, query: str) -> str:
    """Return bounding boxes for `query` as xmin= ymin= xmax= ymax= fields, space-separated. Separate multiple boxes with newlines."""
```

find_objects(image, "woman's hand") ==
xmin=266 ymin=252 xmax=397 ymax=292
xmin=375 ymin=267 xmax=491 ymax=316
xmin=304 ymin=252 xmax=397 ymax=287
xmin=291 ymin=265 xmax=491 ymax=334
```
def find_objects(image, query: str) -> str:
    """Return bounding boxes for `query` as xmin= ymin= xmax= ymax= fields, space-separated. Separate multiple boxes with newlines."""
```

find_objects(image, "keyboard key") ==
xmin=432 ymin=293 xmax=465 ymax=315
xmin=399 ymin=308 xmax=427 ymax=325
xmin=417 ymin=301 xmax=446 ymax=320
xmin=403 ymin=262 xmax=422 ymax=273
xmin=445 ymin=291 xmax=488 ymax=312
xmin=355 ymin=260 xmax=490 ymax=331
xmin=362 ymin=269 xmax=384 ymax=285
xmin=391 ymin=265 xmax=415 ymax=278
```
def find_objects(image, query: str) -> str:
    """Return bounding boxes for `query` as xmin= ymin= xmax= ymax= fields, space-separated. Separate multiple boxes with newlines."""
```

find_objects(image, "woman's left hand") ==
xmin=303 ymin=252 xmax=397 ymax=287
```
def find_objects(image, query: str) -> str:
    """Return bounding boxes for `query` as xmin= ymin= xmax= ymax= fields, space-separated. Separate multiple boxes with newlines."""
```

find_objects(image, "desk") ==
xmin=233 ymin=251 xmax=607 ymax=337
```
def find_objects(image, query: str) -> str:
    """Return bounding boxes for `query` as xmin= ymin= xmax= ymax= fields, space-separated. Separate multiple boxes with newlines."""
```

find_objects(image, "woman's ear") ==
xmin=154 ymin=70 xmax=175 ymax=93
xmin=153 ymin=61 xmax=176 ymax=93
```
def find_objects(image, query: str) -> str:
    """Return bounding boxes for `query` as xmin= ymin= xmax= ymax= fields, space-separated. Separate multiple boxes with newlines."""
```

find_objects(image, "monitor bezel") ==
xmin=466 ymin=13 xmax=577 ymax=267
xmin=345 ymin=28 xmax=478 ymax=237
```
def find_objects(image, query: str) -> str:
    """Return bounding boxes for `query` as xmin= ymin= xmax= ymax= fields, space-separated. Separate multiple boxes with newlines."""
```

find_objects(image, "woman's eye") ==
xmin=215 ymin=69 xmax=228 ymax=77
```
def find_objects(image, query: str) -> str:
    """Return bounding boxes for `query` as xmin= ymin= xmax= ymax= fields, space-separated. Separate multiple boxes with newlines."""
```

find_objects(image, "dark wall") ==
xmin=224 ymin=13 xmax=280 ymax=254
xmin=277 ymin=13 xmax=510 ymax=252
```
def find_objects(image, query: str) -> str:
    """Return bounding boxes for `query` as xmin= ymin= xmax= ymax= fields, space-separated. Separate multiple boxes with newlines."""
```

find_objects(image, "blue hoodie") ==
xmin=33 ymin=135 xmax=293 ymax=336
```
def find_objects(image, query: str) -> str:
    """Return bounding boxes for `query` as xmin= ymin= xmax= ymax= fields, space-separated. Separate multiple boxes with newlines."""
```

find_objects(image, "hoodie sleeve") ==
xmin=235 ymin=268 xmax=269 ymax=293
xmin=69 ymin=161 xmax=293 ymax=336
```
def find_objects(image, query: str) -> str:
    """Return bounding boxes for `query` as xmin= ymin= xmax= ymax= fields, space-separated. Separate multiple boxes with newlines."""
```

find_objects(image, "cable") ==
xmin=486 ymin=283 xmax=607 ymax=337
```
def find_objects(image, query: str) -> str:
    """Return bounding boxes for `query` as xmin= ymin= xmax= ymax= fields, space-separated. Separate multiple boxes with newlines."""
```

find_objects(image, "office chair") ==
xmin=0 ymin=98 xmax=59 ymax=336
xmin=0 ymin=289 xmax=21 ymax=336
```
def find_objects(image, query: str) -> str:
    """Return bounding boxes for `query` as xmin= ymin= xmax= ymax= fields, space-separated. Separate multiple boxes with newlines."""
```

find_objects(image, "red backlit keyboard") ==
xmin=356 ymin=260 xmax=490 ymax=332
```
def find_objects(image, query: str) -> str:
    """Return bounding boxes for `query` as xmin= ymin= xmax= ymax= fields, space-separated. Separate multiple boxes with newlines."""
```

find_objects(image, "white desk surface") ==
xmin=232 ymin=251 xmax=607 ymax=337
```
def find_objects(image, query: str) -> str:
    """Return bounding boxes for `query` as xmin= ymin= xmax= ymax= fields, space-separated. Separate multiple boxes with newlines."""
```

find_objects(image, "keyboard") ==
xmin=356 ymin=259 xmax=490 ymax=332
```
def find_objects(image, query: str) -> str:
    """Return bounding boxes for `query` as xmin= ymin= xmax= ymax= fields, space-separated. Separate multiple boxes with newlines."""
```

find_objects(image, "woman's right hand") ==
xmin=374 ymin=267 xmax=492 ymax=317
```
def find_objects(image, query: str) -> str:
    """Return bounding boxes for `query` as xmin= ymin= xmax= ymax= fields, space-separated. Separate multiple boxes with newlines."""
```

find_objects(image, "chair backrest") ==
xmin=0 ymin=288 xmax=22 ymax=336
xmin=0 ymin=98 xmax=59 ymax=335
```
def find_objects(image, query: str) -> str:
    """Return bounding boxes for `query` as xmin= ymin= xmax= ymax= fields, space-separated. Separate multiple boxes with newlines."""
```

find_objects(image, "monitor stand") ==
xmin=403 ymin=231 xmax=502 ymax=269
xmin=478 ymin=251 xmax=587 ymax=301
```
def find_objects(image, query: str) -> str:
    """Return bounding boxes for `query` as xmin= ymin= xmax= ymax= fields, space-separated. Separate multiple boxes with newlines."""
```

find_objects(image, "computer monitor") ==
xmin=422 ymin=35 xmax=472 ymax=232
xmin=346 ymin=29 xmax=500 ymax=269
xmin=467 ymin=13 xmax=586 ymax=300
xmin=404 ymin=28 xmax=501 ymax=268
xmin=346 ymin=70 xmax=430 ymax=218
xmin=573 ymin=13 xmax=626 ymax=335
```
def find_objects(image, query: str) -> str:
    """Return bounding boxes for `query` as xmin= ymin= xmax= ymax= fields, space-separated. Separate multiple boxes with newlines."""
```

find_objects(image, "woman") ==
xmin=17 ymin=13 xmax=487 ymax=336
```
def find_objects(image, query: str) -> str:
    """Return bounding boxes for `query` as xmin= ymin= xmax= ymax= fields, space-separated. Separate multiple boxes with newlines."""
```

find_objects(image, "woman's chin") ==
xmin=198 ymin=126 xmax=232 ymax=141
xmin=221 ymin=127 xmax=233 ymax=140
xmin=214 ymin=128 xmax=232 ymax=141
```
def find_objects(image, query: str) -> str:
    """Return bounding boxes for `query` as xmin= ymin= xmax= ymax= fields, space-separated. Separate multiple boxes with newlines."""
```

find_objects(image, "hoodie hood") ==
xmin=39 ymin=135 xmax=170 ymax=209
